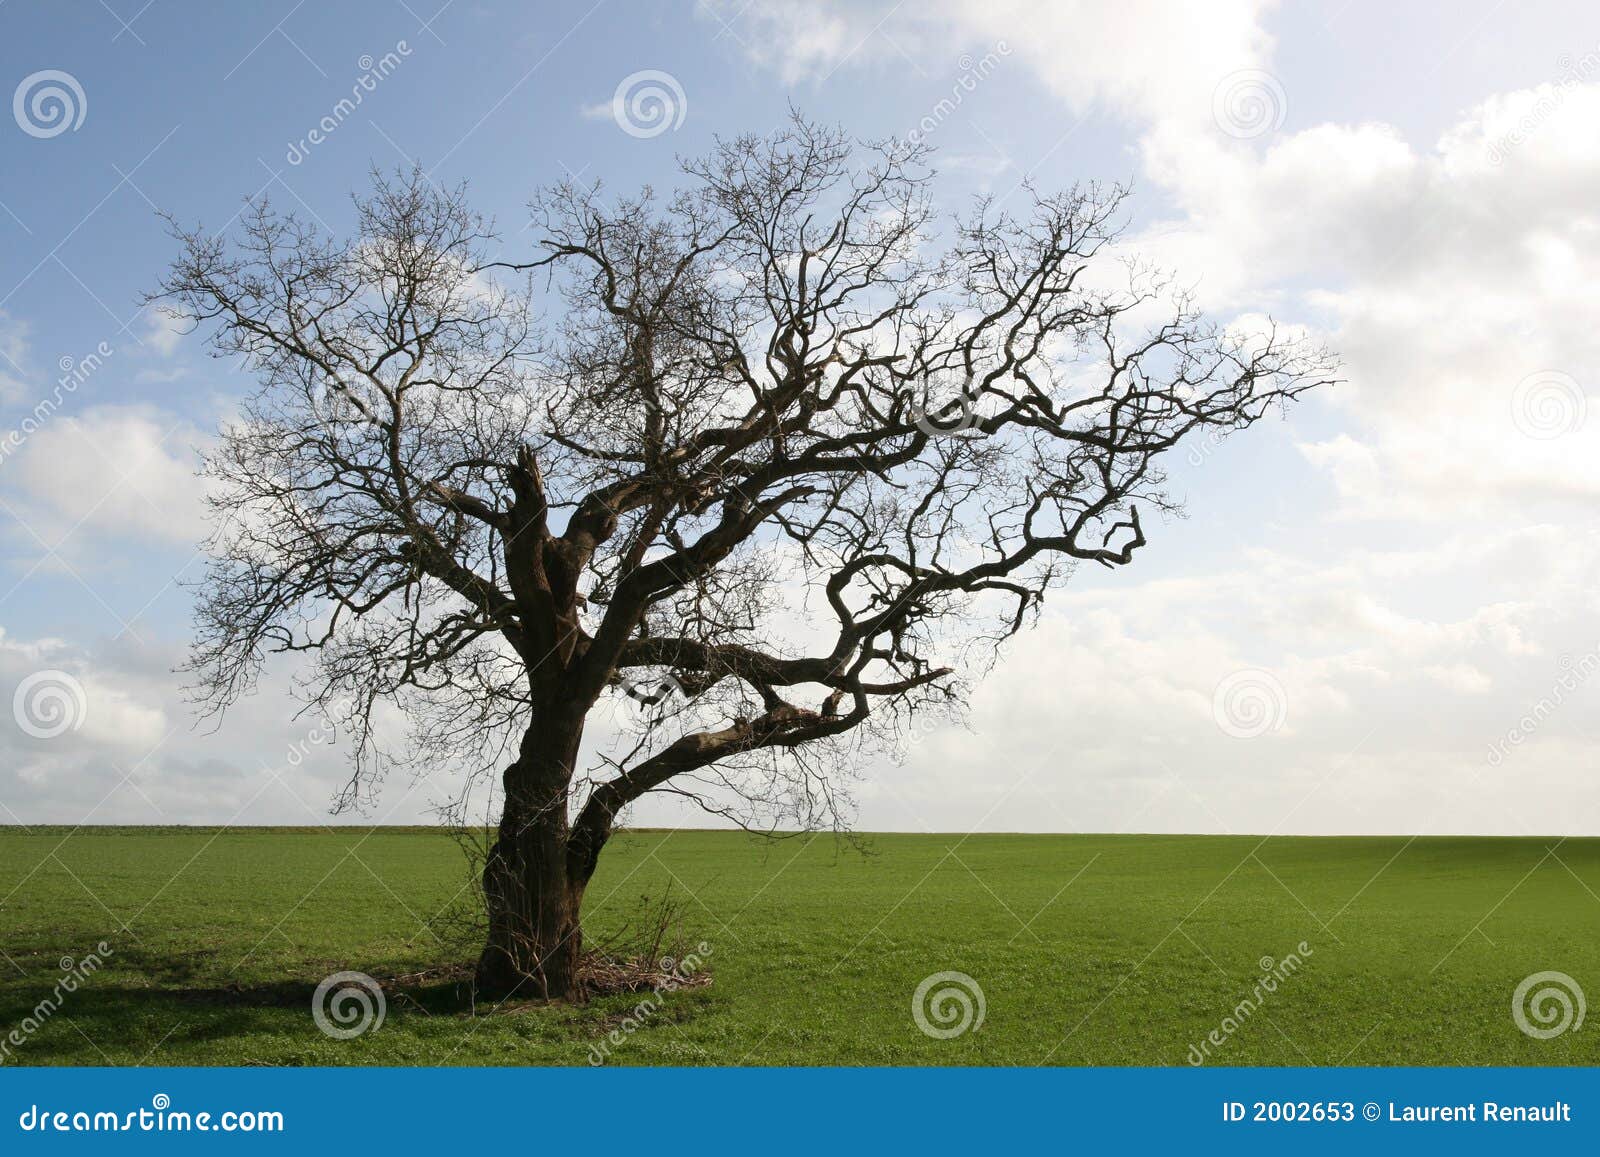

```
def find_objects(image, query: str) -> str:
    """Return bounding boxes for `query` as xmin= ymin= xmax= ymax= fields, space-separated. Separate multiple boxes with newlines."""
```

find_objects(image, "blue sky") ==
xmin=3 ymin=0 xmax=1599 ymax=834
xmin=0 ymin=0 xmax=1158 ymax=648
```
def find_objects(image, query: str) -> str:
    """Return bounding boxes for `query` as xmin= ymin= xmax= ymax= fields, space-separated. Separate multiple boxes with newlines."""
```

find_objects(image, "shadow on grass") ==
xmin=0 ymin=960 xmax=719 ymax=1065
xmin=1 ymin=969 xmax=473 ymax=1019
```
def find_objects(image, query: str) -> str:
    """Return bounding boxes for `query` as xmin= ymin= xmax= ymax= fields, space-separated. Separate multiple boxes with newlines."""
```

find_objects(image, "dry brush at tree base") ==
xmin=153 ymin=116 xmax=1335 ymax=1001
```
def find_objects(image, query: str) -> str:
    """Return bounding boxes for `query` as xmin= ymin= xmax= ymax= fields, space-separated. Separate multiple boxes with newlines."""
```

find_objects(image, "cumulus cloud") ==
xmin=0 ymin=627 xmax=463 ymax=826
xmin=141 ymin=309 xmax=187 ymax=357
xmin=687 ymin=0 xmax=1600 ymax=834
xmin=700 ymin=0 xmax=1272 ymax=122
xmin=1131 ymin=83 xmax=1600 ymax=513
xmin=837 ymin=519 xmax=1600 ymax=836
xmin=0 ymin=629 xmax=167 ymax=755
xmin=709 ymin=0 xmax=1600 ymax=511
xmin=5 ymin=2 xmax=1595 ymax=835
xmin=0 ymin=629 xmax=168 ymax=822
xmin=2 ymin=405 xmax=209 ymax=548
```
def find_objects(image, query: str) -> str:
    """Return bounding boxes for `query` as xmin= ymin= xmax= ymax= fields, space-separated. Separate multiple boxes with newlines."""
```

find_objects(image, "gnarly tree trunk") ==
xmin=165 ymin=134 xmax=1335 ymax=1014
xmin=475 ymin=718 xmax=594 ymax=1001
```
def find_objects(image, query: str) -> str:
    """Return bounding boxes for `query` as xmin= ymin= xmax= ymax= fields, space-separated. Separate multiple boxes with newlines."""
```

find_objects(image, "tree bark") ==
xmin=474 ymin=720 xmax=588 ymax=1001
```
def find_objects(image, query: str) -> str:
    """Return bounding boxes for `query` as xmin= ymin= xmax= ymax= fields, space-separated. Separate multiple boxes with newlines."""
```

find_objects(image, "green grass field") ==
xmin=1 ymin=827 xmax=1596 ymax=1066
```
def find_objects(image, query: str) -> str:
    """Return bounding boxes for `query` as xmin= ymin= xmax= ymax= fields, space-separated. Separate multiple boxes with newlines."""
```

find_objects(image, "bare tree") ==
xmin=155 ymin=117 xmax=1335 ymax=1000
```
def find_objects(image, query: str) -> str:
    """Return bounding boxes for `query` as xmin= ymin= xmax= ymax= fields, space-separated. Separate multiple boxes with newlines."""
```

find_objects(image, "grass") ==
xmin=0 ymin=827 xmax=1597 ymax=1066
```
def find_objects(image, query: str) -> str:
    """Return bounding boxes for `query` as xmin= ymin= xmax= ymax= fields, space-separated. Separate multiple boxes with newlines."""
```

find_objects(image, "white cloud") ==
xmin=0 ymin=628 xmax=167 ymax=765
xmin=825 ymin=520 xmax=1600 ymax=835
xmin=1422 ymin=663 xmax=1493 ymax=695
xmin=141 ymin=309 xmax=186 ymax=357
xmin=686 ymin=4 xmax=1600 ymax=833
xmin=713 ymin=2 xmax=1600 ymax=512
xmin=0 ymin=310 xmax=33 ymax=403
xmin=701 ymin=0 xmax=1272 ymax=124
xmin=697 ymin=0 xmax=883 ymax=85
xmin=1127 ymin=81 xmax=1600 ymax=512
xmin=8 ymin=1 xmax=1598 ymax=835
xmin=3 ymin=405 xmax=209 ymax=546
xmin=0 ymin=628 xmax=463 ymax=825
